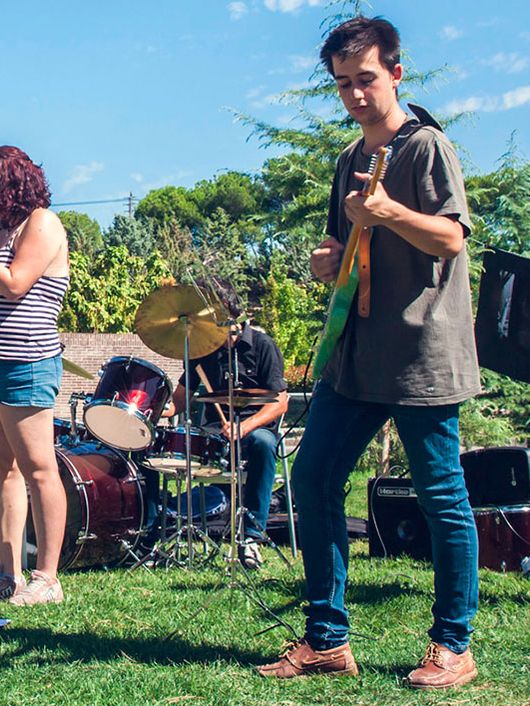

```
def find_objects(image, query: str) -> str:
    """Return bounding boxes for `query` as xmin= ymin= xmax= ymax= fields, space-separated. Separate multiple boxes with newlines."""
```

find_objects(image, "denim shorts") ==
xmin=0 ymin=354 xmax=62 ymax=408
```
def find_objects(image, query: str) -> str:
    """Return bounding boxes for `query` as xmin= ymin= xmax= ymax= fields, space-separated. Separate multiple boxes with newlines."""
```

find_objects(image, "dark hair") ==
xmin=0 ymin=146 xmax=51 ymax=230
xmin=197 ymin=276 xmax=244 ymax=319
xmin=320 ymin=16 xmax=401 ymax=76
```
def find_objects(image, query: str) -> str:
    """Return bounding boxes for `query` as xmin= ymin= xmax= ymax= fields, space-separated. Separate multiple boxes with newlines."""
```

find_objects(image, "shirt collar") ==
xmin=238 ymin=322 xmax=253 ymax=347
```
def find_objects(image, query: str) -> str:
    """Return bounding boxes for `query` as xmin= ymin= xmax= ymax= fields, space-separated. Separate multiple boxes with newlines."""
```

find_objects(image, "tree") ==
xmin=104 ymin=214 xmax=157 ymax=258
xmin=135 ymin=185 xmax=203 ymax=231
xmin=192 ymin=171 xmax=265 ymax=226
xmin=59 ymin=245 xmax=172 ymax=332
xmin=57 ymin=210 xmax=104 ymax=258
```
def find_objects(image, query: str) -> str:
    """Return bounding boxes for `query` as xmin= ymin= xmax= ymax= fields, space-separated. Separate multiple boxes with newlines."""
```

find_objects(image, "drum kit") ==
xmin=29 ymin=283 xmax=287 ymax=577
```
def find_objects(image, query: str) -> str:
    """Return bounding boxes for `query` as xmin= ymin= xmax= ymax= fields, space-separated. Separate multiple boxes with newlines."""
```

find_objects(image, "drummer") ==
xmin=165 ymin=279 xmax=288 ymax=569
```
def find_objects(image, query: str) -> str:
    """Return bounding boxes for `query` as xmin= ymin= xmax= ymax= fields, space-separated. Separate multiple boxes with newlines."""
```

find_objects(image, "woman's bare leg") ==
xmin=0 ymin=425 xmax=27 ymax=578
xmin=0 ymin=405 xmax=66 ymax=578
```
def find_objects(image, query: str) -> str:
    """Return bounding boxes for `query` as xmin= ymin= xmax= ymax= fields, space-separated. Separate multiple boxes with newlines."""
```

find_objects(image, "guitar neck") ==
xmin=336 ymin=223 xmax=363 ymax=288
xmin=334 ymin=146 xmax=389 ymax=289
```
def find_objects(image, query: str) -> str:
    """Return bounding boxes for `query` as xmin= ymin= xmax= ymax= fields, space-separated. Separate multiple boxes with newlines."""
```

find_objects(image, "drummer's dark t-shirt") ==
xmin=179 ymin=324 xmax=287 ymax=429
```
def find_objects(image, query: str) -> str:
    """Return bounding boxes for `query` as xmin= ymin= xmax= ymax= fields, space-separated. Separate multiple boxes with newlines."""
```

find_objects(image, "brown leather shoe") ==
xmin=257 ymin=639 xmax=359 ymax=679
xmin=406 ymin=642 xmax=478 ymax=689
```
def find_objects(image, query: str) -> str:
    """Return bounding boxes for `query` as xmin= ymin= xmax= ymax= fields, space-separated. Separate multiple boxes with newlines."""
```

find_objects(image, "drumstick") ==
xmin=196 ymin=364 xmax=228 ymax=427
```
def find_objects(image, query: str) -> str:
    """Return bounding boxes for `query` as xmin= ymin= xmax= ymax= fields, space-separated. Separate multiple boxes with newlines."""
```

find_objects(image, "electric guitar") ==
xmin=312 ymin=145 xmax=392 ymax=378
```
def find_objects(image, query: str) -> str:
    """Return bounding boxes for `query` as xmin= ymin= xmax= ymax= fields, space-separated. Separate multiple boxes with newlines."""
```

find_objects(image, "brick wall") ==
xmin=57 ymin=333 xmax=183 ymax=422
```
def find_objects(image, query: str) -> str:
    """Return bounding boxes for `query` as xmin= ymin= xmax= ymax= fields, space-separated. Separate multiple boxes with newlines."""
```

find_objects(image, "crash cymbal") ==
xmin=135 ymin=284 xmax=228 ymax=359
xmin=62 ymin=357 xmax=95 ymax=380
xmin=196 ymin=389 xmax=279 ymax=408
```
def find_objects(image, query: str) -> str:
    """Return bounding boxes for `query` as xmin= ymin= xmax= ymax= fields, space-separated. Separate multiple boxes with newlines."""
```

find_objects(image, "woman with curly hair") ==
xmin=0 ymin=146 xmax=68 ymax=605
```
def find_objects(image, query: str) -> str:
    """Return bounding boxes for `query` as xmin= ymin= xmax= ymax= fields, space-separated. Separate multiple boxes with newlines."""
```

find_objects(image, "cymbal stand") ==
xmin=166 ymin=316 xmax=221 ymax=568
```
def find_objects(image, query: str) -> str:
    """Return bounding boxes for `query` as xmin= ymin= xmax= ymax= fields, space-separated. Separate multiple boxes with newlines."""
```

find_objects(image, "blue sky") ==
xmin=2 ymin=0 xmax=529 ymax=228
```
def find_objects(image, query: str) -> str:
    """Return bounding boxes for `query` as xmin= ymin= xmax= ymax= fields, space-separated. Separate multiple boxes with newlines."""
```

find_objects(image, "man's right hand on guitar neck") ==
xmin=310 ymin=237 xmax=344 ymax=283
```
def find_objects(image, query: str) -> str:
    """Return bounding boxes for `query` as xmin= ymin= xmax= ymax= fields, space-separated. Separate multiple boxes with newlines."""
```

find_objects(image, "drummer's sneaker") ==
xmin=0 ymin=574 xmax=26 ymax=601
xmin=238 ymin=539 xmax=263 ymax=570
xmin=9 ymin=570 xmax=63 ymax=606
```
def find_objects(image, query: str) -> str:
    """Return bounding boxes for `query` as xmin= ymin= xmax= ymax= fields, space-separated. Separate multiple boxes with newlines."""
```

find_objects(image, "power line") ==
xmin=51 ymin=197 xmax=130 ymax=207
xmin=52 ymin=193 xmax=139 ymax=215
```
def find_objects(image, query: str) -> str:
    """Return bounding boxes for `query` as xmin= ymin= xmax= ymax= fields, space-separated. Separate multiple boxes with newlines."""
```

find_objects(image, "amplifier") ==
xmin=461 ymin=446 xmax=530 ymax=506
xmin=367 ymin=476 xmax=430 ymax=560
xmin=368 ymin=476 xmax=530 ymax=571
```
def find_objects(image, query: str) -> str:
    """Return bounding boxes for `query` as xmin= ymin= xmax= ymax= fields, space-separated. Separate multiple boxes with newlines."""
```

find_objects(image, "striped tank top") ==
xmin=0 ymin=225 xmax=69 ymax=361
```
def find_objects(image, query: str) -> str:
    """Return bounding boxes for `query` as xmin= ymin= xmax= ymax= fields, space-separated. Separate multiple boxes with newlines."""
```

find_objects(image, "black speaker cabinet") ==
xmin=368 ymin=477 xmax=431 ymax=560
xmin=461 ymin=446 xmax=530 ymax=507
xmin=368 ymin=475 xmax=530 ymax=571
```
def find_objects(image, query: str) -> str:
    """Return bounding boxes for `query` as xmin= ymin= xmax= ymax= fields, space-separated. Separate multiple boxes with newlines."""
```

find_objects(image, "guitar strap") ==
xmin=356 ymin=105 xmax=444 ymax=317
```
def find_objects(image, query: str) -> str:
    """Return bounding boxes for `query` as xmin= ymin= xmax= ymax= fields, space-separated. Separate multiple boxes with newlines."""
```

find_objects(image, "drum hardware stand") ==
xmin=165 ymin=315 xmax=223 ymax=568
xmin=68 ymin=392 xmax=89 ymax=442
xmin=129 ymin=320 xmax=222 ymax=572
xmin=221 ymin=391 xmax=291 ymax=569
xmin=166 ymin=315 xmax=293 ymax=643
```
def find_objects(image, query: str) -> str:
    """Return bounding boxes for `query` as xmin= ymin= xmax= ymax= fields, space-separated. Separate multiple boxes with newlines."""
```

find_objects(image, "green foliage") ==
xmin=104 ymin=214 xmax=156 ymax=258
xmin=57 ymin=210 xmax=104 ymax=258
xmin=195 ymin=208 xmax=251 ymax=295
xmin=135 ymin=185 xmax=203 ymax=230
xmin=466 ymin=138 xmax=530 ymax=255
xmin=257 ymin=262 xmax=327 ymax=367
xmin=59 ymin=245 xmax=172 ymax=332
xmin=193 ymin=171 xmax=265 ymax=226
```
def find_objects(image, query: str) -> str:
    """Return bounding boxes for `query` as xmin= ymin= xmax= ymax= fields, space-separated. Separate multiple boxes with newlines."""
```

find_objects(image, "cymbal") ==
xmin=62 ymin=357 xmax=95 ymax=380
xmin=135 ymin=284 xmax=228 ymax=360
xmin=196 ymin=389 xmax=279 ymax=408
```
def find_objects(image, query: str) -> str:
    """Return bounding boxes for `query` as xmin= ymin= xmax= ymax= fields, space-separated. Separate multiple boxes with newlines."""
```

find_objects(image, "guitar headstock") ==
xmin=365 ymin=146 xmax=393 ymax=195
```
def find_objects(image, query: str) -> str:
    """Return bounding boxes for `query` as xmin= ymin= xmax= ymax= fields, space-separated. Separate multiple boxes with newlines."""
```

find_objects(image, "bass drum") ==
xmin=475 ymin=504 xmax=530 ymax=571
xmin=26 ymin=441 xmax=144 ymax=570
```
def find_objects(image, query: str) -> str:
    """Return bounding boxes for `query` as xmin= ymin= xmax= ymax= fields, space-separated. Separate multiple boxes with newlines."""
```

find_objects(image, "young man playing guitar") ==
xmin=258 ymin=16 xmax=480 ymax=689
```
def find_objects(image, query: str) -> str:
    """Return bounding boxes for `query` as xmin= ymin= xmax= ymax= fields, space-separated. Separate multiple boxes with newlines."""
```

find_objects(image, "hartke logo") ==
xmin=377 ymin=487 xmax=418 ymax=498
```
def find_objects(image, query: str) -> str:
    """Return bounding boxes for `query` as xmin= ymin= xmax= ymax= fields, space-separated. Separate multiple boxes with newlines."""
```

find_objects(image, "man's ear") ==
xmin=392 ymin=63 xmax=403 ymax=88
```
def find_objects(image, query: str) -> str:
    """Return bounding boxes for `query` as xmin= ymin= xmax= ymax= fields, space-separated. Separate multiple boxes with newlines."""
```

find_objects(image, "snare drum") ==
xmin=147 ymin=425 xmax=228 ymax=474
xmin=83 ymin=357 xmax=172 ymax=451
xmin=26 ymin=440 xmax=144 ymax=570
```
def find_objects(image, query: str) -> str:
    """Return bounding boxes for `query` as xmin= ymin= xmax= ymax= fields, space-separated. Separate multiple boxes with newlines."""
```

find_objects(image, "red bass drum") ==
xmin=27 ymin=440 xmax=145 ymax=570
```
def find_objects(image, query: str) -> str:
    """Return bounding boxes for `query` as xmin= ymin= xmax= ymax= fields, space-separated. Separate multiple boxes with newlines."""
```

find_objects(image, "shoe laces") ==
xmin=279 ymin=639 xmax=303 ymax=658
xmin=22 ymin=573 xmax=50 ymax=595
xmin=420 ymin=642 xmax=444 ymax=668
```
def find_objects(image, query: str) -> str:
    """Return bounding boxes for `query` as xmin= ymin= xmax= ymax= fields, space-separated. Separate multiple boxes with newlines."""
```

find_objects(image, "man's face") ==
xmin=332 ymin=45 xmax=402 ymax=127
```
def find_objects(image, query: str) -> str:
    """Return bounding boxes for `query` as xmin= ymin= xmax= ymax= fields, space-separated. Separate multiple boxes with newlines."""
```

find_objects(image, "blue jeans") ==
xmin=292 ymin=379 xmax=478 ymax=654
xmin=241 ymin=427 xmax=278 ymax=539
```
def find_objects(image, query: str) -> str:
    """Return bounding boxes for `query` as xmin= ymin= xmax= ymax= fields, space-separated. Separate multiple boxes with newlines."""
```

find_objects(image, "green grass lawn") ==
xmin=0 ymin=468 xmax=528 ymax=706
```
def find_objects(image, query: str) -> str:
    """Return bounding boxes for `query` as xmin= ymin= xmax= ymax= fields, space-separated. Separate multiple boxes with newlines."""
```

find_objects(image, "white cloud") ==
xmin=264 ymin=0 xmax=324 ymax=13
xmin=484 ymin=52 xmax=529 ymax=74
xmin=130 ymin=173 xmax=144 ymax=183
xmin=503 ymin=85 xmax=530 ymax=109
xmin=442 ymin=85 xmax=530 ymax=115
xmin=439 ymin=25 xmax=464 ymax=41
xmin=62 ymin=161 xmax=104 ymax=193
xmin=268 ymin=53 xmax=315 ymax=75
xmin=289 ymin=54 xmax=314 ymax=72
xmin=228 ymin=2 xmax=248 ymax=20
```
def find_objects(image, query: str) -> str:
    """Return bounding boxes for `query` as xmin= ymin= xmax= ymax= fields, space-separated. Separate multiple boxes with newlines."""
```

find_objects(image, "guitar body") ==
xmin=312 ymin=262 xmax=359 ymax=378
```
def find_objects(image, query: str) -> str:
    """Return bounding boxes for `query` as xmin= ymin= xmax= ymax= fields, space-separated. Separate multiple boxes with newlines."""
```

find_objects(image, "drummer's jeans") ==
xmin=241 ymin=428 xmax=278 ymax=539
xmin=291 ymin=379 xmax=479 ymax=654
